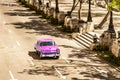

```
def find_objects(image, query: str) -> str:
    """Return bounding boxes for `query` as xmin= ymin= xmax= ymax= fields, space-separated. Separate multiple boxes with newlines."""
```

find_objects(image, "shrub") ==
xmin=93 ymin=44 xmax=109 ymax=51
xmin=49 ymin=17 xmax=58 ymax=25
xmin=93 ymin=44 xmax=120 ymax=69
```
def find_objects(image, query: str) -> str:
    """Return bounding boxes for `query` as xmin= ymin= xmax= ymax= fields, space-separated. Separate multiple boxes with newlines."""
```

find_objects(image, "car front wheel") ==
xmin=54 ymin=56 xmax=59 ymax=59
xmin=39 ymin=52 xmax=42 ymax=59
xmin=36 ymin=51 xmax=39 ymax=55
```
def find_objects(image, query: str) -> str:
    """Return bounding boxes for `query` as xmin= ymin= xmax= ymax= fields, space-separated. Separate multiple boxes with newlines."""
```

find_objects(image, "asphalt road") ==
xmin=0 ymin=0 xmax=120 ymax=80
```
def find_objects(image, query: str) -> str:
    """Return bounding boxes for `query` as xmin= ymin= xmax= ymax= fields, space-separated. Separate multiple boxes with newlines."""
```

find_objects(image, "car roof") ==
xmin=38 ymin=39 xmax=54 ymax=42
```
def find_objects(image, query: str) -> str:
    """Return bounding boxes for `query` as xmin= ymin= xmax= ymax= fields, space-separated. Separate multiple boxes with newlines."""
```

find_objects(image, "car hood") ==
xmin=40 ymin=46 xmax=59 ymax=53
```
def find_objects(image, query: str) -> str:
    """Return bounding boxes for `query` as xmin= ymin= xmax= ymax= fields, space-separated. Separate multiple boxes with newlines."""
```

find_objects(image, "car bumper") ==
xmin=41 ymin=53 xmax=60 ymax=57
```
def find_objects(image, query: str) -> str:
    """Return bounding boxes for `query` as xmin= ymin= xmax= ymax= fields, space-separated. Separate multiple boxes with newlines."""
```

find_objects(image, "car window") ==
xmin=40 ymin=41 xmax=55 ymax=46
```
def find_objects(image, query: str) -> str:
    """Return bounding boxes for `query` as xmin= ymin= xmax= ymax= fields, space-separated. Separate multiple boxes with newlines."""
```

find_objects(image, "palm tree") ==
xmin=68 ymin=0 xmax=79 ymax=17
xmin=107 ymin=0 xmax=117 ymax=38
xmin=95 ymin=0 xmax=109 ymax=29
xmin=67 ymin=0 xmax=83 ymax=20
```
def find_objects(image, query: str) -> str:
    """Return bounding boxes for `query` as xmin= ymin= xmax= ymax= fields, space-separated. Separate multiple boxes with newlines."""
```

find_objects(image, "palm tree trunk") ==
xmin=55 ymin=0 xmax=59 ymax=13
xmin=87 ymin=0 xmax=92 ymax=22
xmin=97 ymin=11 xmax=109 ymax=29
xmin=49 ymin=0 xmax=51 ymax=7
xmin=55 ymin=0 xmax=59 ymax=18
xmin=69 ymin=0 xmax=79 ymax=17
xmin=78 ymin=0 xmax=82 ymax=21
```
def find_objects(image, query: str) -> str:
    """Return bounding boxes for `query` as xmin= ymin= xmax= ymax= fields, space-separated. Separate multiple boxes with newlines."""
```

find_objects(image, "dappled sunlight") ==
xmin=11 ymin=19 xmax=71 ymax=38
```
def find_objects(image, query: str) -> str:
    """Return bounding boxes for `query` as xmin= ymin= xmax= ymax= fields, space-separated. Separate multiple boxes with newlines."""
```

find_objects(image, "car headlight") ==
xmin=39 ymin=49 xmax=44 ymax=53
xmin=56 ymin=49 xmax=60 ymax=53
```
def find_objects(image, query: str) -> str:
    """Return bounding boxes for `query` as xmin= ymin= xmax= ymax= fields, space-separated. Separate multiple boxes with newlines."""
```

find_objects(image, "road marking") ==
xmin=9 ymin=70 xmax=17 ymax=80
xmin=53 ymin=66 xmax=66 ymax=79
xmin=92 ymin=67 xmax=108 ymax=77
xmin=16 ymin=41 xmax=20 ymax=46
xmin=3 ymin=21 xmax=6 ymax=25
xmin=8 ymin=30 xmax=12 ymax=33
xmin=5 ymin=46 xmax=8 ymax=49
xmin=13 ymin=45 xmax=17 ymax=48
xmin=28 ymin=59 xmax=35 ymax=66
xmin=62 ymin=57 xmax=70 ymax=64
xmin=92 ymin=67 xmax=108 ymax=74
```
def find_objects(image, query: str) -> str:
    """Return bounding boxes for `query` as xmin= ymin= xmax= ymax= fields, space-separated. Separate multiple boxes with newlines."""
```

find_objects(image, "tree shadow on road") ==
xmin=80 ymin=71 xmax=120 ymax=80
xmin=3 ymin=7 xmax=71 ymax=39
xmin=0 ymin=2 xmax=19 ymax=7
xmin=68 ymin=48 xmax=120 ymax=80
xmin=69 ymin=48 xmax=109 ymax=66
xmin=11 ymin=19 xmax=71 ymax=39
xmin=69 ymin=49 xmax=90 ymax=58
xmin=4 ymin=9 xmax=37 ymax=16
xmin=58 ymin=44 xmax=78 ymax=49
xmin=18 ymin=64 xmax=56 ymax=76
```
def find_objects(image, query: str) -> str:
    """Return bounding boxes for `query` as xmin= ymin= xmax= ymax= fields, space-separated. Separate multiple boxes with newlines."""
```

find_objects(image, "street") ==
xmin=0 ymin=0 xmax=120 ymax=80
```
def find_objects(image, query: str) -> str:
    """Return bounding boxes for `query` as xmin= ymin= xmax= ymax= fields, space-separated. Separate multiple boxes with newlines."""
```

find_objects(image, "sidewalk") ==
xmin=49 ymin=0 xmax=120 ymax=35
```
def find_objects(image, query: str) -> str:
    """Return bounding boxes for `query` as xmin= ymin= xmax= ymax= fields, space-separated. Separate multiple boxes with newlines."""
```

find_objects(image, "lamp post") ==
xmin=108 ymin=0 xmax=116 ymax=38
xmin=87 ymin=0 xmax=92 ymax=22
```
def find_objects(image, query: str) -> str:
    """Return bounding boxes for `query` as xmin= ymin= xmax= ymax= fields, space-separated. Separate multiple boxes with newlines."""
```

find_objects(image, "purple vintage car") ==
xmin=34 ymin=39 xmax=60 ymax=59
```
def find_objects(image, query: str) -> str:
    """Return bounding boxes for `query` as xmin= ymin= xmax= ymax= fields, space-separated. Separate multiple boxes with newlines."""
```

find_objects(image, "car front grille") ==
xmin=43 ymin=52 xmax=58 ymax=55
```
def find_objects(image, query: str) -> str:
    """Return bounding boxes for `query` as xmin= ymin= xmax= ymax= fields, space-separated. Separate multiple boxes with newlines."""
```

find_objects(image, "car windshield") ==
xmin=40 ymin=41 xmax=55 ymax=46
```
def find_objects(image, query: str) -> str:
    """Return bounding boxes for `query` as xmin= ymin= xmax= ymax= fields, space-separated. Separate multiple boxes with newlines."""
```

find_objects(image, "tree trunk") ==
xmin=70 ymin=0 xmax=76 ymax=14
xmin=78 ymin=0 xmax=82 ymax=21
xmin=96 ymin=11 xmax=109 ymax=29
xmin=95 ymin=0 xmax=109 ymax=29
xmin=49 ymin=0 xmax=51 ymax=7
xmin=87 ymin=0 xmax=92 ymax=22
xmin=55 ymin=0 xmax=59 ymax=13
xmin=42 ymin=0 xmax=44 ymax=5
xmin=69 ymin=0 xmax=79 ymax=16
xmin=54 ymin=0 xmax=59 ymax=19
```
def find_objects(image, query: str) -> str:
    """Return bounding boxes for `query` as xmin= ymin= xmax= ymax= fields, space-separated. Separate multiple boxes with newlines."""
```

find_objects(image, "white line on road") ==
xmin=92 ymin=67 xmax=108 ymax=74
xmin=9 ymin=70 xmax=17 ymax=80
xmin=54 ymin=66 xmax=66 ymax=79
xmin=8 ymin=29 xmax=12 ymax=33
xmin=62 ymin=57 xmax=70 ymax=64
xmin=16 ymin=41 xmax=20 ymax=46
xmin=28 ymin=59 xmax=35 ymax=66
xmin=3 ymin=21 xmax=6 ymax=25
xmin=92 ymin=67 xmax=108 ymax=77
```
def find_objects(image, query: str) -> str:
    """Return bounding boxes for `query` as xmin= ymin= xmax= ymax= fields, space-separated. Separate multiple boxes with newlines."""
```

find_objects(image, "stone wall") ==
xmin=99 ymin=31 xmax=112 ymax=46
xmin=69 ymin=17 xmax=79 ymax=31
xmin=57 ymin=12 xmax=65 ymax=23
xmin=98 ymin=31 xmax=120 ymax=57
xmin=24 ymin=0 xmax=94 ymax=33
xmin=64 ymin=16 xmax=71 ymax=27
xmin=78 ymin=22 xmax=87 ymax=34
xmin=111 ymin=39 xmax=120 ymax=57
xmin=48 ymin=7 xmax=54 ymax=16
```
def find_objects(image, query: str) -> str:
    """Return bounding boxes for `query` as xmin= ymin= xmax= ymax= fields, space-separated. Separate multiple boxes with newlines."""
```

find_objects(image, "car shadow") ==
xmin=28 ymin=51 xmax=58 ymax=60
xmin=28 ymin=51 xmax=40 ymax=60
